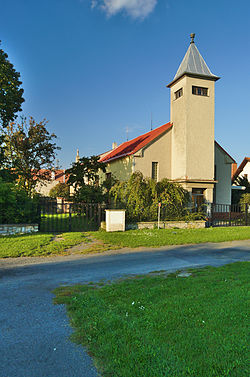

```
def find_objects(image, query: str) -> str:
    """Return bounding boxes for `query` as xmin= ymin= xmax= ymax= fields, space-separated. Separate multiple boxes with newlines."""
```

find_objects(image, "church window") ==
xmin=152 ymin=162 xmax=158 ymax=181
xmin=175 ymin=88 xmax=183 ymax=99
xmin=192 ymin=86 xmax=208 ymax=96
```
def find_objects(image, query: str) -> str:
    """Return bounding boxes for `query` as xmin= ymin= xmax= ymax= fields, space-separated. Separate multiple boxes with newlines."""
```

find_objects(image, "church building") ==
xmin=99 ymin=34 xmax=235 ymax=206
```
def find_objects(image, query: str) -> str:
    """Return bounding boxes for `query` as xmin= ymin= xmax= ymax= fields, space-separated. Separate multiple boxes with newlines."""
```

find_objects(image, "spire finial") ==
xmin=190 ymin=33 xmax=195 ymax=44
xmin=76 ymin=149 xmax=80 ymax=163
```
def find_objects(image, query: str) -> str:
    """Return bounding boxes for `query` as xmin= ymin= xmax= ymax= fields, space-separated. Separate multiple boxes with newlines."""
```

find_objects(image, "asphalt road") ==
xmin=0 ymin=240 xmax=249 ymax=377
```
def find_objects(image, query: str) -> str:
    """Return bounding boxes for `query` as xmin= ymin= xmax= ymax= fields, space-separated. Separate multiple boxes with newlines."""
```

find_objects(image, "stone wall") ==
xmin=127 ymin=221 xmax=206 ymax=230
xmin=0 ymin=224 xmax=39 ymax=236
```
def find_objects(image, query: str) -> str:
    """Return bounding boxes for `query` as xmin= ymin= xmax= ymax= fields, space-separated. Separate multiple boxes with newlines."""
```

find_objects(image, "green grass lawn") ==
xmin=54 ymin=262 xmax=249 ymax=377
xmin=91 ymin=226 xmax=250 ymax=248
xmin=40 ymin=213 xmax=99 ymax=232
xmin=1 ymin=227 xmax=250 ymax=258
xmin=0 ymin=232 xmax=90 ymax=258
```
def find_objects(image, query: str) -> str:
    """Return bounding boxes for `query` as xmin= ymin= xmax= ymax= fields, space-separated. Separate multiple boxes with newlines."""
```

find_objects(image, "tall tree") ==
xmin=3 ymin=117 xmax=60 ymax=195
xmin=67 ymin=156 xmax=106 ymax=187
xmin=0 ymin=41 xmax=25 ymax=127
xmin=66 ymin=156 xmax=106 ymax=203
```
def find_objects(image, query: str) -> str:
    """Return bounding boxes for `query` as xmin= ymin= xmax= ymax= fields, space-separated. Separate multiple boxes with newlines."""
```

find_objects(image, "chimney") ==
xmin=112 ymin=142 xmax=117 ymax=150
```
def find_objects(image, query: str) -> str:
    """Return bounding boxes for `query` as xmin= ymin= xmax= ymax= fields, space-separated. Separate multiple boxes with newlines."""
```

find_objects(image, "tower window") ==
xmin=192 ymin=86 xmax=208 ymax=96
xmin=175 ymin=88 xmax=183 ymax=99
xmin=152 ymin=162 xmax=158 ymax=181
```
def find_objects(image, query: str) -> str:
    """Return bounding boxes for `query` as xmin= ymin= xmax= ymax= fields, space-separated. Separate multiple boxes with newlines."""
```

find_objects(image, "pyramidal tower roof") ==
xmin=168 ymin=34 xmax=219 ymax=87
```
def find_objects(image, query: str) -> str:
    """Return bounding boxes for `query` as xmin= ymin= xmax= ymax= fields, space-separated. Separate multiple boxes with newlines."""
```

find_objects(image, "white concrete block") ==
xmin=105 ymin=210 xmax=125 ymax=232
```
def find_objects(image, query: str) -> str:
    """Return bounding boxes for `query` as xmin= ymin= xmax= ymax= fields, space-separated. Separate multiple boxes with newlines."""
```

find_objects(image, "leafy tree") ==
xmin=73 ymin=185 xmax=105 ymax=203
xmin=110 ymin=171 xmax=190 ymax=221
xmin=3 ymin=117 xmax=60 ymax=196
xmin=67 ymin=156 xmax=105 ymax=187
xmin=102 ymin=173 xmax=118 ymax=193
xmin=0 ymin=177 xmax=39 ymax=224
xmin=0 ymin=41 xmax=25 ymax=127
xmin=66 ymin=156 xmax=106 ymax=203
xmin=49 ymin=182 xmax=70 ymax=199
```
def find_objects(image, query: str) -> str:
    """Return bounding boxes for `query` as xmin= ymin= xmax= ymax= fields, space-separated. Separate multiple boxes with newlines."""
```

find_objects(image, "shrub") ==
xmin=109 ymin=172 xmax=190 ymax=222
xmin=49 ymin=182 xmax=70 ymax=199
xmin=0 ymin=178 xmax=40 ymax=224
xmin=239 ymin=193 xmax=250 ymax=208
xmin=72 ymin=185 xmax=105 ymax=203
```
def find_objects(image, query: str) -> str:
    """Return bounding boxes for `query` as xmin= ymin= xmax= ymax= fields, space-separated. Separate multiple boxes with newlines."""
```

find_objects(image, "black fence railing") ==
xmin=39 ymin=200 xmax=106 ymax=232
xmin=1 ymin=198 xmax=249 ymax=232
xmin=210 ymin=203 xmax=249 ymax=227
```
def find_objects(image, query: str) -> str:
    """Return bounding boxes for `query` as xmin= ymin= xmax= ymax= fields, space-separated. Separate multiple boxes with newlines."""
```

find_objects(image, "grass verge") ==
xmin=1 ymin=227 xmax=250 ymax=258
xmin=0 ymin=232 xmax=90 ymax=258
xmin=54 ymin=262 xmax=249 ymax=377
xmin=91 ymin=226 xmax=250 ymax=248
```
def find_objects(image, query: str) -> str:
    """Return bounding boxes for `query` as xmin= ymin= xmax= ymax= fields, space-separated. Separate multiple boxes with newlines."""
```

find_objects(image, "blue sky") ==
xmin=1 ymin=0 xmax=249 ymax=168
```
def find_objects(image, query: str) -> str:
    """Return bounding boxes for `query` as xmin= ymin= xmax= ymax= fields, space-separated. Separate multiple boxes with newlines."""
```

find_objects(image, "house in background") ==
xmin=232 ymin=157 xmax=250 ymax=183
xmin=35 ymin=169 xmax=67 ymax=196
xmin=231 ymin=157 xmax=250 ymax=201
xmin=99 ymin=34 xmax=235 ymax=206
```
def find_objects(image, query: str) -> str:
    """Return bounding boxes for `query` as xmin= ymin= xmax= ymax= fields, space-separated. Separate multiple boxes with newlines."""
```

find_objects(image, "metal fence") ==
xmin=38 ymin=200 xmax=106 ymax=232
xmin=1 ymin=197 xmax=249 ymax=232
xmin=210 ymin=203 xmax=249 ymax=227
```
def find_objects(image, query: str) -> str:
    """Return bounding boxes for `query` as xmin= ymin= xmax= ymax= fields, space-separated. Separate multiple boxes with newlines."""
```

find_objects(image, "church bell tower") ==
xmin=167 ymin=34 xmax=220 ymax=203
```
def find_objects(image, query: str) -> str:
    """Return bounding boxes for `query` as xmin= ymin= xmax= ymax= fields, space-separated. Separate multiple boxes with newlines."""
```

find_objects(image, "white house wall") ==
xmin=239 ymin=162 xmax=250 ymax=180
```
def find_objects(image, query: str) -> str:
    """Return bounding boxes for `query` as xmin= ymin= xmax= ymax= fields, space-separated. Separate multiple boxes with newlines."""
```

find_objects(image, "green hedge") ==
xmin=0 ymin=178 xmax=40 ymax=224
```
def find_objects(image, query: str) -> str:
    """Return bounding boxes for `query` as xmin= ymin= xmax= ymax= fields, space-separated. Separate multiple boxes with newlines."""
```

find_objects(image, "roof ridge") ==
xmin=99 ymin=122 xmax=172 ymax=163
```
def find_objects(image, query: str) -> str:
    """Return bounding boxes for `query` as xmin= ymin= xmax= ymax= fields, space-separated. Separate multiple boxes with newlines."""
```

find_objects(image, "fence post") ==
xmin=37 ymin=202 xmax=41 ymax=231
xmin=98 ymin=204 xmax=101 ymax=227
xmin=229 ymin=205 xmax=231 ymax=227
xmin=245 ymin=204 xmax=248 ymax=226
xmin=210 ymin=203 xmax=214 ymax=227
xmin=158 ymin=203 xmax=161 ymax=229
xmin=69 ymin=204 xmax=72 ymax=232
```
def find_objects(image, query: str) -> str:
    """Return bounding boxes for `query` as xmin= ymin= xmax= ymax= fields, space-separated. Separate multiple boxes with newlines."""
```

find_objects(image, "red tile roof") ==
xmin=99 ymin=122 xmax=173 ymax=163
xmin=232 ymin=157 xmax=250 ymax=182
xmin=33 ymin=169 xmax=68 ymax=183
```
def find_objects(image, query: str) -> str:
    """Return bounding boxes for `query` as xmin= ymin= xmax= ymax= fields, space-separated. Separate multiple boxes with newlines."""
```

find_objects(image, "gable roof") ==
xmin=33 ymin=169 xmax=68 ymax=183
xmin=232 ymin=157 xmax=250 ymax=182
xmin=168 ymin=38 xmax=219 ymax=87
xmin=99 ymin=122 xmax=173 ymax=163
xmin=215 ymin=141 xmax=236 ymax=164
